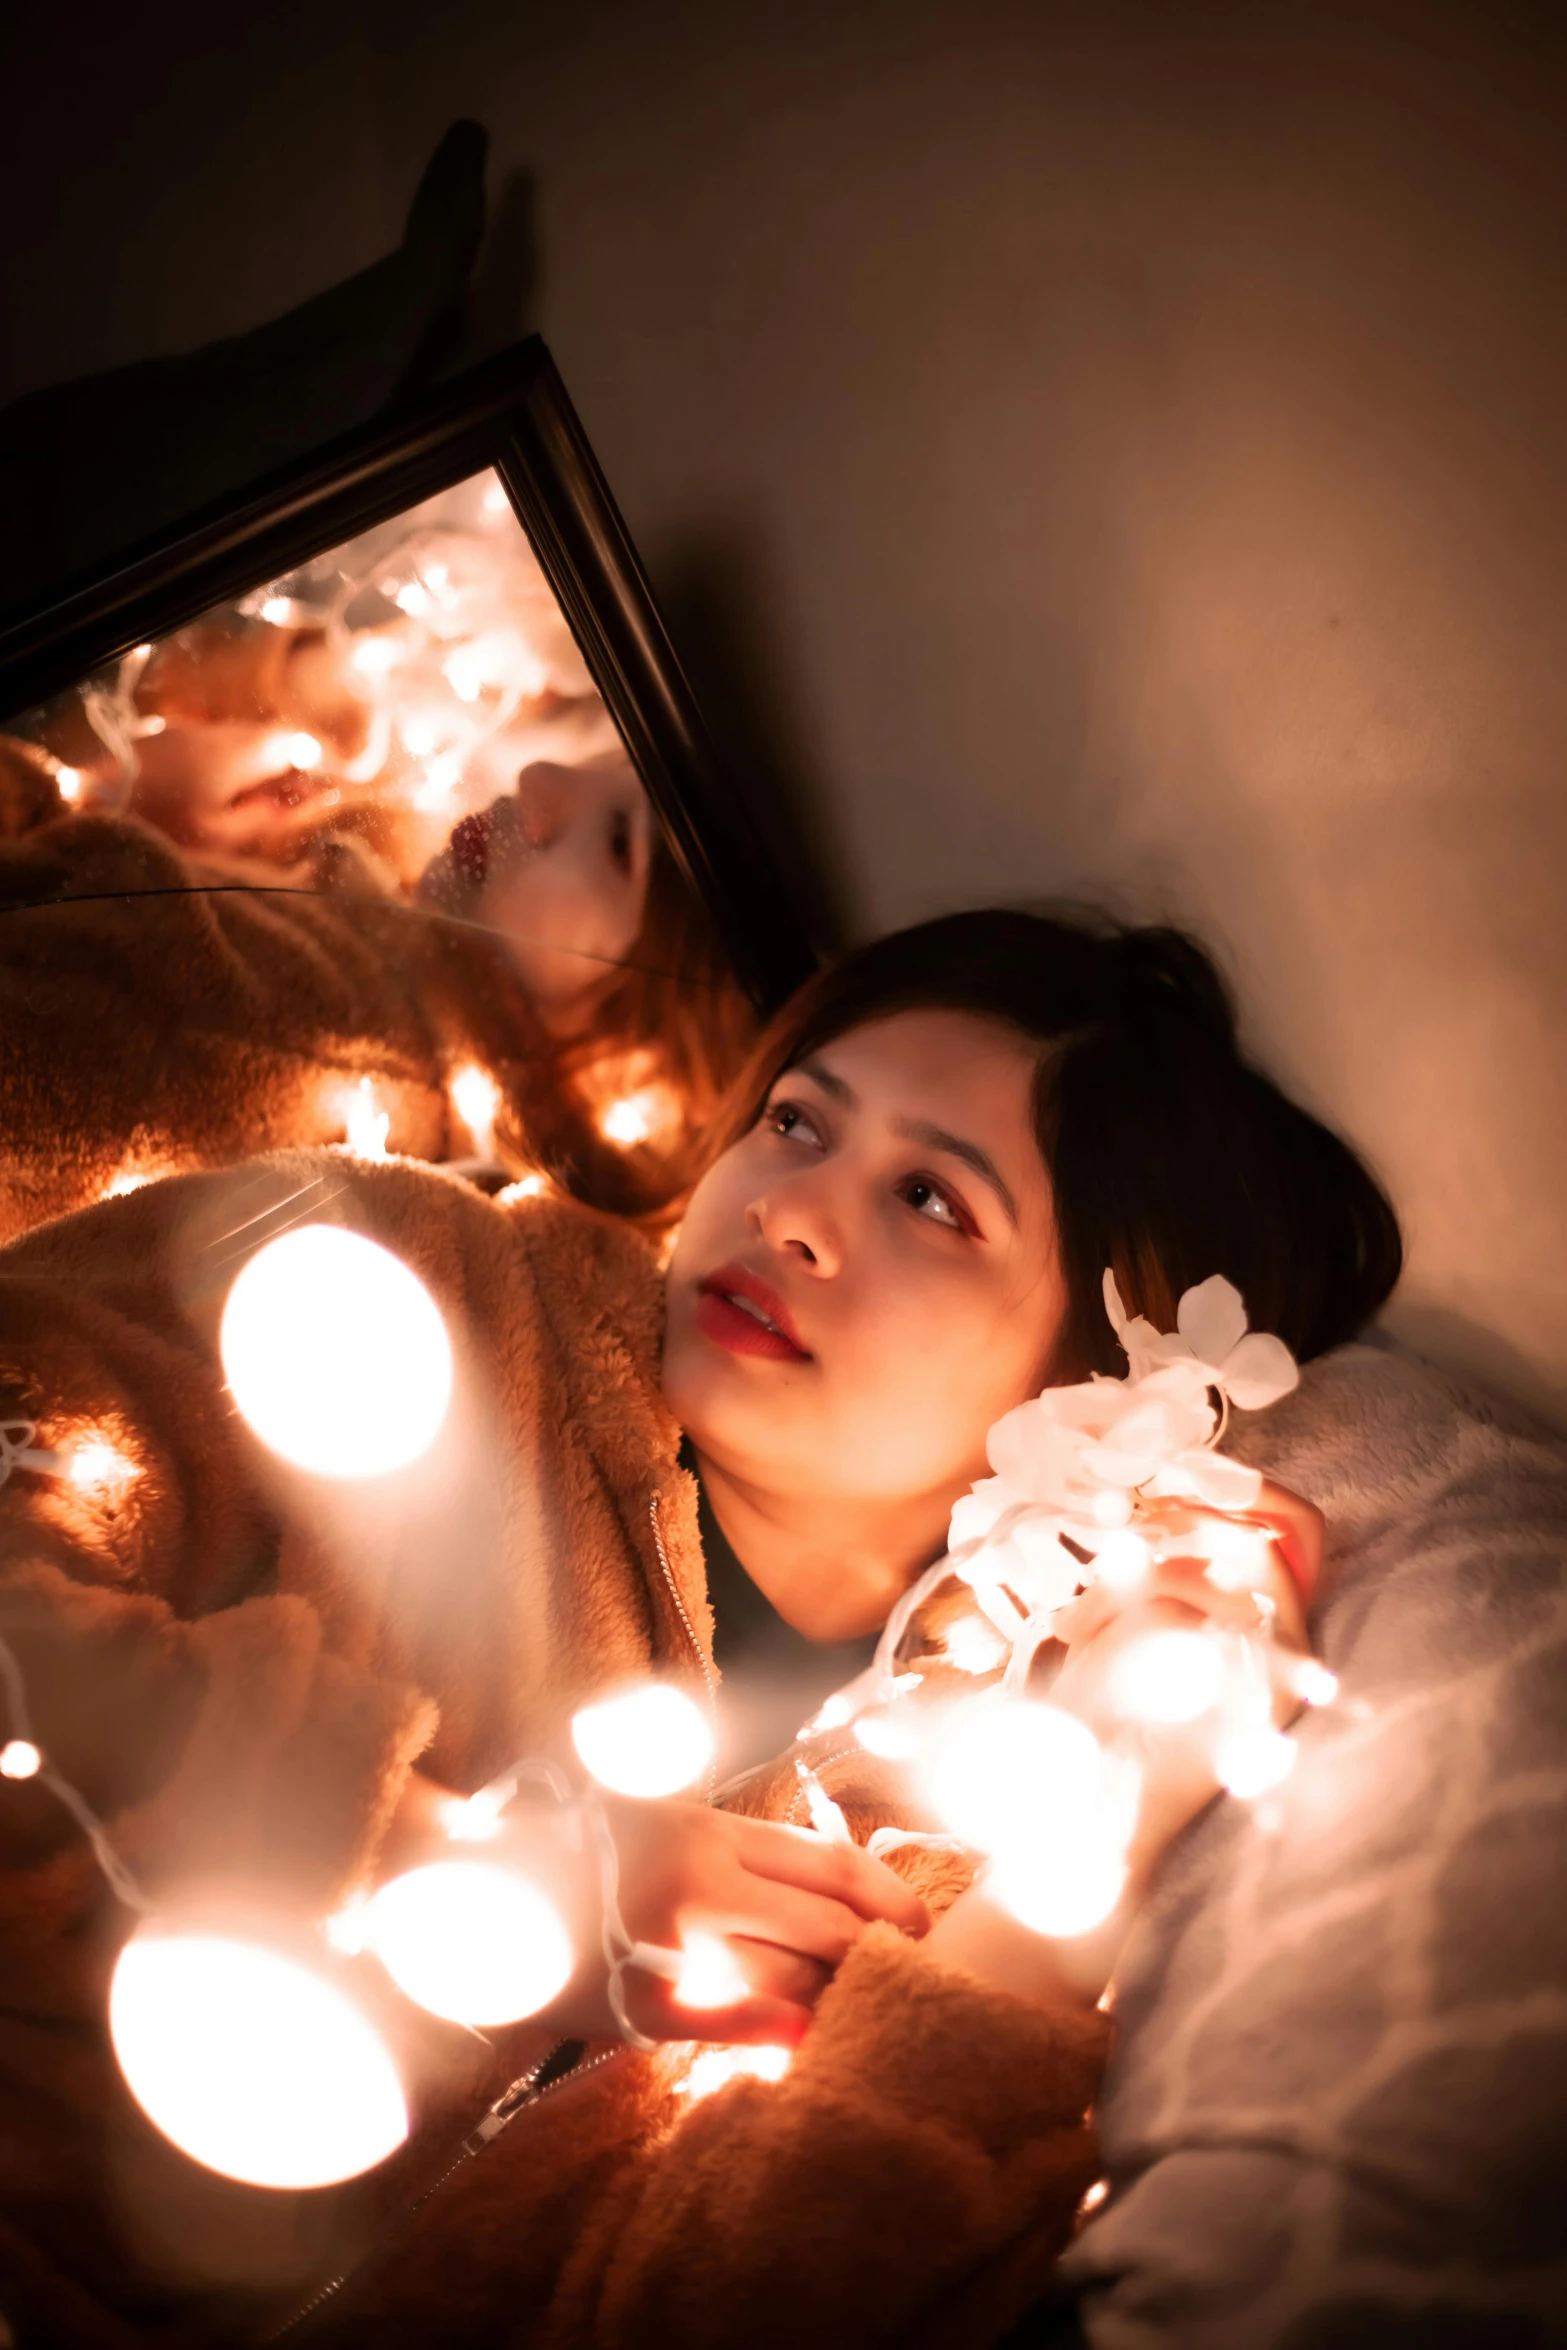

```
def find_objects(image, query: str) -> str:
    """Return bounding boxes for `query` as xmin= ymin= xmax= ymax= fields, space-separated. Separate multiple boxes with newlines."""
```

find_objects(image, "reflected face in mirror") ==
xmin=662 ymin=1010 xmax=1065 ymax=1520
xmin=450 ymin=753 xmax=653 ymax=1036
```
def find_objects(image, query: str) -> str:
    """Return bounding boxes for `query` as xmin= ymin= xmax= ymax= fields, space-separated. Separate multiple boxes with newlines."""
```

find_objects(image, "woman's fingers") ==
xmin=726 ymin=1814 xmax=929 ymax=1936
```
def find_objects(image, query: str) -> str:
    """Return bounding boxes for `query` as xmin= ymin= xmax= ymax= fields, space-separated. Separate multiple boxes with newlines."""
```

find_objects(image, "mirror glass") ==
xmin=0 ymin=469 xmax=757 ymax=1243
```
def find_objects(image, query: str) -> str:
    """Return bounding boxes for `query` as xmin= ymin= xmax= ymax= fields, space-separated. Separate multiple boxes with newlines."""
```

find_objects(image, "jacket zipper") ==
xmin=650 ymin=1489 xmax=719 ymax=1794
xmin=263 ymin=2043 xmax=625 ymax=2340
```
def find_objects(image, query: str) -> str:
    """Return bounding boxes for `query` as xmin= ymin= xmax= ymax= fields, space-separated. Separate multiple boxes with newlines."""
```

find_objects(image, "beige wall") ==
xmin=4 ymin=2 xmax=1564 ymax=1416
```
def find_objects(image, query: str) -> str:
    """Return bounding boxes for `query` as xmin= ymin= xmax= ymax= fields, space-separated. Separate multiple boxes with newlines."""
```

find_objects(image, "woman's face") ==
xmin=663 ymin=1010 xmax=1064 ymax=1525
xmin=475 ymin=753 xmax=652 ymax=1032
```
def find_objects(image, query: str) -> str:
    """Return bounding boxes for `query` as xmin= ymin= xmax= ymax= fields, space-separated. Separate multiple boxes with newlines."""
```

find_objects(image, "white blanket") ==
xmin=1061 ymin=1337 xmax=1567 ymax=2346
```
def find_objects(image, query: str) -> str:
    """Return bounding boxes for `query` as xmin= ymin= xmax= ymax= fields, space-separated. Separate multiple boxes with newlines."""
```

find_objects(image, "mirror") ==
xmin=0 ymin=348 xmax=808 ymax=1245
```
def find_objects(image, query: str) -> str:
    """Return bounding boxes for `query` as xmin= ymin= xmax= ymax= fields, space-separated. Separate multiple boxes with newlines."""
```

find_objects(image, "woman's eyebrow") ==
xmin=894 ymin=1119 xmax=1019 ymax=1228
xmin=794 ymin=1056 xmax=855 ymax=1105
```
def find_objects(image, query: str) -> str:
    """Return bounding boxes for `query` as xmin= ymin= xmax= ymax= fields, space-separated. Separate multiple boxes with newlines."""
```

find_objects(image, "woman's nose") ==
xmin=745 ymin=1182 xmax=843 ymax=1277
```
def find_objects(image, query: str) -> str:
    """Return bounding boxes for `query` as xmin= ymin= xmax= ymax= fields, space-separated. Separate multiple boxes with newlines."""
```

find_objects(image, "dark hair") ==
xmin=722 ymin=908 xmax=1402 ymax=1381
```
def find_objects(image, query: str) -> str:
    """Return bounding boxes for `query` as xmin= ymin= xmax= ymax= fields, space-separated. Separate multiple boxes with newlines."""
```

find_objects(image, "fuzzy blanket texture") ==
xmin=1060 ymin=1337 xmax=1567 ymax=2347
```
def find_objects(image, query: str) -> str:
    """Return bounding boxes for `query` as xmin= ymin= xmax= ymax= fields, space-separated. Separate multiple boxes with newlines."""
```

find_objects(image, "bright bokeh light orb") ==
xmin=109 ymin=1931 xmax=407 ymax=2188
xmin=0 ymin=1738 xmax=41 ymax=1780
xmin=926 ymin=1699 xmax=1105 ymax=1854
xmin=571 ymin=1684 xmax=713 ymax=1797
xmin=1109 ymin=1628 xmax=1225 ymax=1726
xmin=366 ymin=1860 xmax=574 ymax=2027
xmin=989 ymin=1841 xmax=1129 ymax=1939
xmin=220 ymin=1225 xmax=452 ymax=1479
xmin=1216 ymin=1724 xmax=1299 ymax=1799
xmin=677 ymin=1932 xmax=750 ymax=2011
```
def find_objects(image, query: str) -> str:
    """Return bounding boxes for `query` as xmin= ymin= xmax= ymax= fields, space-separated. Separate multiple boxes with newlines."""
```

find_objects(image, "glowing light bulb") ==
xmin=853 ymin=1709 xmax=920 ymax=1761
xmin=259 ymin=596 xmax=292 ymax=625
xmin=499 ymin=1172 xmax=548 ymax=1203
xmin=1091 ymin=1529 xmax=1151 ymax=1595
xmin=600 ymin=1095 xmax=655 ymax=1148
xmin=350 ymin=635 xmax=400 ymax=679
xmin=1079 ymin=2178 xmax=1110 ymax=2217
xmin=0 ymin=1739 xmax=42 ymax=1780
xmin=1293 ymin=1658 xmax=1339 ymax=1708
xmin=365 ymin=1860 xmax=573 ymax=2027
xmin=1199 ymin=1520 xmax=1274 ymax=1592
xmin=342 ymin=1076 xmax=391 ymax=1160
xmin=988 ymin=1841 xmax=1128 ymax=1939
xmin=67 ymin=1440 xmax=138 ymax=1494
xmin=1216 ymin=1724 xmax=1298 ymax=1799
xmin=571 ymin=1684 xmax=713 ymax=1797
xmin=926 ymin=1700 xmax=1105 ymax=1853
xmin=682 ymin=2043 xmax=792 ymax=2102
xmin=277 ymin=732 xmax=322 ymax=772
xmin=54 ymin=764 xmax=83 ymax=803
xmin=109 ymin=1931 xmax=407 ymax=2188
xmin=804 ymin=1691 xmax=855 ymax=1734
xmin=395 ymin=582 xmax=430 ymax=617
xmin=676 ymin=1933 xmax=750 ymax=2011
xmin=938 ymin=1616 xmax=1011 ymax=1676
xmin=796 ymin=1763 xmax=853 ymax=1842
xmin=1109 ymin=1629 xmax=1224 ymax=1725
xmin=220 ymin=1225 xmax=453 ymax=1480
xmin=103 ymin=1169 xmax=152 ymax=1199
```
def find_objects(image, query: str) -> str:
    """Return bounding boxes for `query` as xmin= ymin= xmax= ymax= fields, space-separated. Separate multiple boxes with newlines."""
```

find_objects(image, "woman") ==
xmin=0 ymin=909 xmax=1398 ymax=2347
xmin=0 ymin=728 xmax=751 ymax=1242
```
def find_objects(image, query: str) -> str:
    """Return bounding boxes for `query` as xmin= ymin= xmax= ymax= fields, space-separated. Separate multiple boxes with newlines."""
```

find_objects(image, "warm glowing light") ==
xmin=571 ymin=1684 xmax=713 ymax=1798
xmin=412 ymin=753 xmax=464 ymax=810
xmin=259 ymin=596 xmax=292 ymax=625
xmin=441 ymin=1788 xmax=508 ymax=1842
xmin=395 ymin=582 xmax=430 ymax=616
xmin=342 ymin=1076 xmax=391 ymax=1160
xmin=805 ymin=1691 xmax=856 ymax=1734
xmin=796 ymin=1764 xmax=853 ymax=1842
xmin=988 ymin=1842 xmax=1128 ymax=1939
xmin=103 ymin=1169 xmax=152 ymax=1199
xmin=498 ymin=1172 xmax=548 ymax=1203
xmin=1090 ymin=1487 xmax=1134 ymax=1528
xmin=926 ymin=1700 xmax=1105 ymax=1853
xmin=597 ymin=1085 xmax=680 ymax=1152
xmin=1293 ymin=1658 xmax=1339 ymax=1708
xmin=54 ymin=764 xmax=83 ymax=803
xmin=676 ymin=1933 xmax=751 ymax=2012
xmin=1091 ymin=1529 xmax=1152 ymax=1594
xmin=0 ymin=1739 xmax=41 ymax=1780
xmin=68 ymin=1439 xmax=139 ymax=1494
xmin=1079 ymin=2178 xmax=1110 ymax=2217
xmin=1198 ymin=1519 xmax=1274 ymax=1592
xmin=275 ymin=731 xmax=322 ymax=772
xmin=681 ymin=2043 xmax=792 ymax=2102
xmin=938 ymin=1616 xmax=1011 ymax=1676
xmin=853 ymin=1709 xmax=920 ymax=1762
xmin=349 ymin=634 xmax=400 ymax=679
xmin=365 ymin=1861 xmax=573 ymax=2027
xmin=1216 ymin=1724 xmax=1298 ymax=1799
xmin=220 ymin=1224 xmax=453 ymax=1480
xmin=109 ymin=1931 xmax=407 ymax=2188
xmin=1109 ymin=1629 xmax=1224 ymax=1726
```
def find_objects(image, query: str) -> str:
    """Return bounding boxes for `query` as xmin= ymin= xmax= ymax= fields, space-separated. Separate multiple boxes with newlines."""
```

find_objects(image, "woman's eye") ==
xmin=766 ymin=1100 xmax=821 ymax=1146
xmin=903 ymin=1176 xmax=966 ymax=1231
xmin=608 ymin=808 xmax=633 ymax=874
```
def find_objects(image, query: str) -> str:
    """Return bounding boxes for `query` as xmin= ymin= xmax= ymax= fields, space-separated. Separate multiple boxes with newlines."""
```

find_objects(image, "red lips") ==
xmin=696 ymin=1264 xmax=811 ymax=1362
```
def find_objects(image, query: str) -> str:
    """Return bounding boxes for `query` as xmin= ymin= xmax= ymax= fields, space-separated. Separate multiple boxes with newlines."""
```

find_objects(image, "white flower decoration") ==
xmin=1103 ymin=1271 xmax=1298 ymax=1414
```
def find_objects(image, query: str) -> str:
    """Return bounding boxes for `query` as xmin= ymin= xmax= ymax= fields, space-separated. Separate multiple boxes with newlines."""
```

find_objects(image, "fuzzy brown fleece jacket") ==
xmin=0 ymin=1153 xmax=1110 ymax=2350
xmin=0 ymin=809 xmax=551 ymax=1243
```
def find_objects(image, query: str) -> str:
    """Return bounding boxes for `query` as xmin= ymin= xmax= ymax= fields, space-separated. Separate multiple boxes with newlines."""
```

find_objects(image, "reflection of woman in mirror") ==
xmin=0 ymin=910 xmax=1400 ymax=2346
xmin=0 ymin=717 xmax=753 ymax=1240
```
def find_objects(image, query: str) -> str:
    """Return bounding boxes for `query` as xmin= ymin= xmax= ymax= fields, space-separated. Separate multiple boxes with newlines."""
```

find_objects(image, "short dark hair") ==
xmin=723 ymin=908 xmax=1402 ymax=1382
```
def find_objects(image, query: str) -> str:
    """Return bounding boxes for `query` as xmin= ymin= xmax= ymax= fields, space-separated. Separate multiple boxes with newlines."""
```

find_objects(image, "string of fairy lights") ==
xmin=0 ymin=1222 xmax=1337 ymax=2190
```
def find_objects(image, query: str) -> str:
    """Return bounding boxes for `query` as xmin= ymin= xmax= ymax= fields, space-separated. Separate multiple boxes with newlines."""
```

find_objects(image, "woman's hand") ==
xmin=925 ymin=1478 xmax=1322 ymax=2013
xmin=375 ymin=1776 xmax=928 ymax=2050
xmin=569 ymin=1794 xmax=930 ymax=2047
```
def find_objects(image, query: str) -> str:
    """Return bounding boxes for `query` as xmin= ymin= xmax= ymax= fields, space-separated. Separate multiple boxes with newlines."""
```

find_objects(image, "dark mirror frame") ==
xmin=0 ymin=337 xmax=814 ymax=1013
